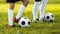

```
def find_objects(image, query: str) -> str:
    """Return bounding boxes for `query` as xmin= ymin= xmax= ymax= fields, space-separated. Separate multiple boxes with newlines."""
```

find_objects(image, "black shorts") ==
xmin=35 ymin=0 xmax=41 ymax=2
xmin=6 ymin=0 xmax=22 ymax=3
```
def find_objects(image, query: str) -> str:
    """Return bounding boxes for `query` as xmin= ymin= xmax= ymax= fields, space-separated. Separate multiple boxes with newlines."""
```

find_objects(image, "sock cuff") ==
xmin=34 ymin=1 xmax=40 ymax=4
xmin=21 ymin=5 xmax=26 ymax=8
xmin=8 ymin=9 xmax=13 ymax=11
xmin=34 ymin=2 xmax=40 ymax=6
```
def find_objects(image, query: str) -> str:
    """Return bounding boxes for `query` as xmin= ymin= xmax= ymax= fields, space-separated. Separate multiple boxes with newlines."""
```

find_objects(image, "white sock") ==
xmin=8 ymin=9 xmax=13 ymax=26
xmin=16 ymin=5 xmax=26 ymax=19
xmin=40 ymin=0 xmax=48 ymax=19
xmin=32 ymin=2 xmax=40 ymax=20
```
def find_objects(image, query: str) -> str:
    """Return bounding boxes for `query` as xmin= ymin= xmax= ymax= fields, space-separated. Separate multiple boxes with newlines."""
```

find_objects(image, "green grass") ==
xmin=0 ymin=4 xmax=60 ymax=34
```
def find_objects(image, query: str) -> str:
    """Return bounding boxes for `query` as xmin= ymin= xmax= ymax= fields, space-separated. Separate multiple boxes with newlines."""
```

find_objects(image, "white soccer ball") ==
xmin=18 ymin=17 xmax=30 ymax=28
xmin=45 ymin=13 xmax=54 ymax=22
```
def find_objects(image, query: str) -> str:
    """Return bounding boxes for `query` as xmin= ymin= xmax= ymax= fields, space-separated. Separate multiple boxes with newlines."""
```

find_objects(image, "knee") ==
xmin=23 ymin=0 xmax=29 ymax=7
xmin=10 ymin=3 xmax=15 ymax=10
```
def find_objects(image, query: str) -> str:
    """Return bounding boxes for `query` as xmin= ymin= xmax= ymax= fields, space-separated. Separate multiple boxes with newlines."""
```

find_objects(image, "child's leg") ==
xmin=40 ymin=0 xmax=48 ymax=20
xmin=8 ymin=3 xmax=15 ymax=26
xmin=32 ymin=0 xmax=41 ymax=20
xmin=16 ymin=0 xmax=29 ymax=19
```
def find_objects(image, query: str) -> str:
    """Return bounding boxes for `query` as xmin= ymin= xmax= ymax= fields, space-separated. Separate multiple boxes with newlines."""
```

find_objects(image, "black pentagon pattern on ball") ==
xmin=21 ymin=21 xmax=25 ymax=25
xmin=24 ymin=18 xmax=27 ymax=19
xmin=51 ymin=15 xmax=53 ymax=18
xmin=46 ymin=16 xmax=50 ymax=19
xmin=50 ymin=20 xmax=53 ymax=22
xmin=28 ymin=21 xmax=30 ymax=25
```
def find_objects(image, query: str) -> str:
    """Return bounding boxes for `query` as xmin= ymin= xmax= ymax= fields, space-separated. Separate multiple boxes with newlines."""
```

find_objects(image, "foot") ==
xmin=40 ymin=18 xmax=43 ymax=22
xmin=40 ymin=17 xmax=45 ymax=22
xmin=36 ymin=19 xmax=40 ymax=21
xmin=32 ymin=19 xmax=40 ymax=22
xmin=8 ymin=25 xmax=15 ymax=28
xmin=13 ymin=17 xmax=20 ymax=23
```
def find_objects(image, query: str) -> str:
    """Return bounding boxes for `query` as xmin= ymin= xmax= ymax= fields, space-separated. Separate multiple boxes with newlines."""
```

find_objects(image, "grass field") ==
xmin=0 ymin=4 xmax=60 ymax=34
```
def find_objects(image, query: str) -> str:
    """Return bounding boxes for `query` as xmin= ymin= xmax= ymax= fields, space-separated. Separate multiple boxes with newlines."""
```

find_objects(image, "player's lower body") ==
xmin=7 ymin=0 xmax=29 ymax=27
xmin=32 ymin=0 xmax=48 ymax=22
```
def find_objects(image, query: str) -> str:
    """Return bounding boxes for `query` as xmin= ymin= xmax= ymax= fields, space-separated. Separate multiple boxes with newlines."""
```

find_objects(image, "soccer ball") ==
xmin=18 ymin=17 xmax=30 ymax=28
xmin=44 ymin=13 xmax=54 ymax=22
